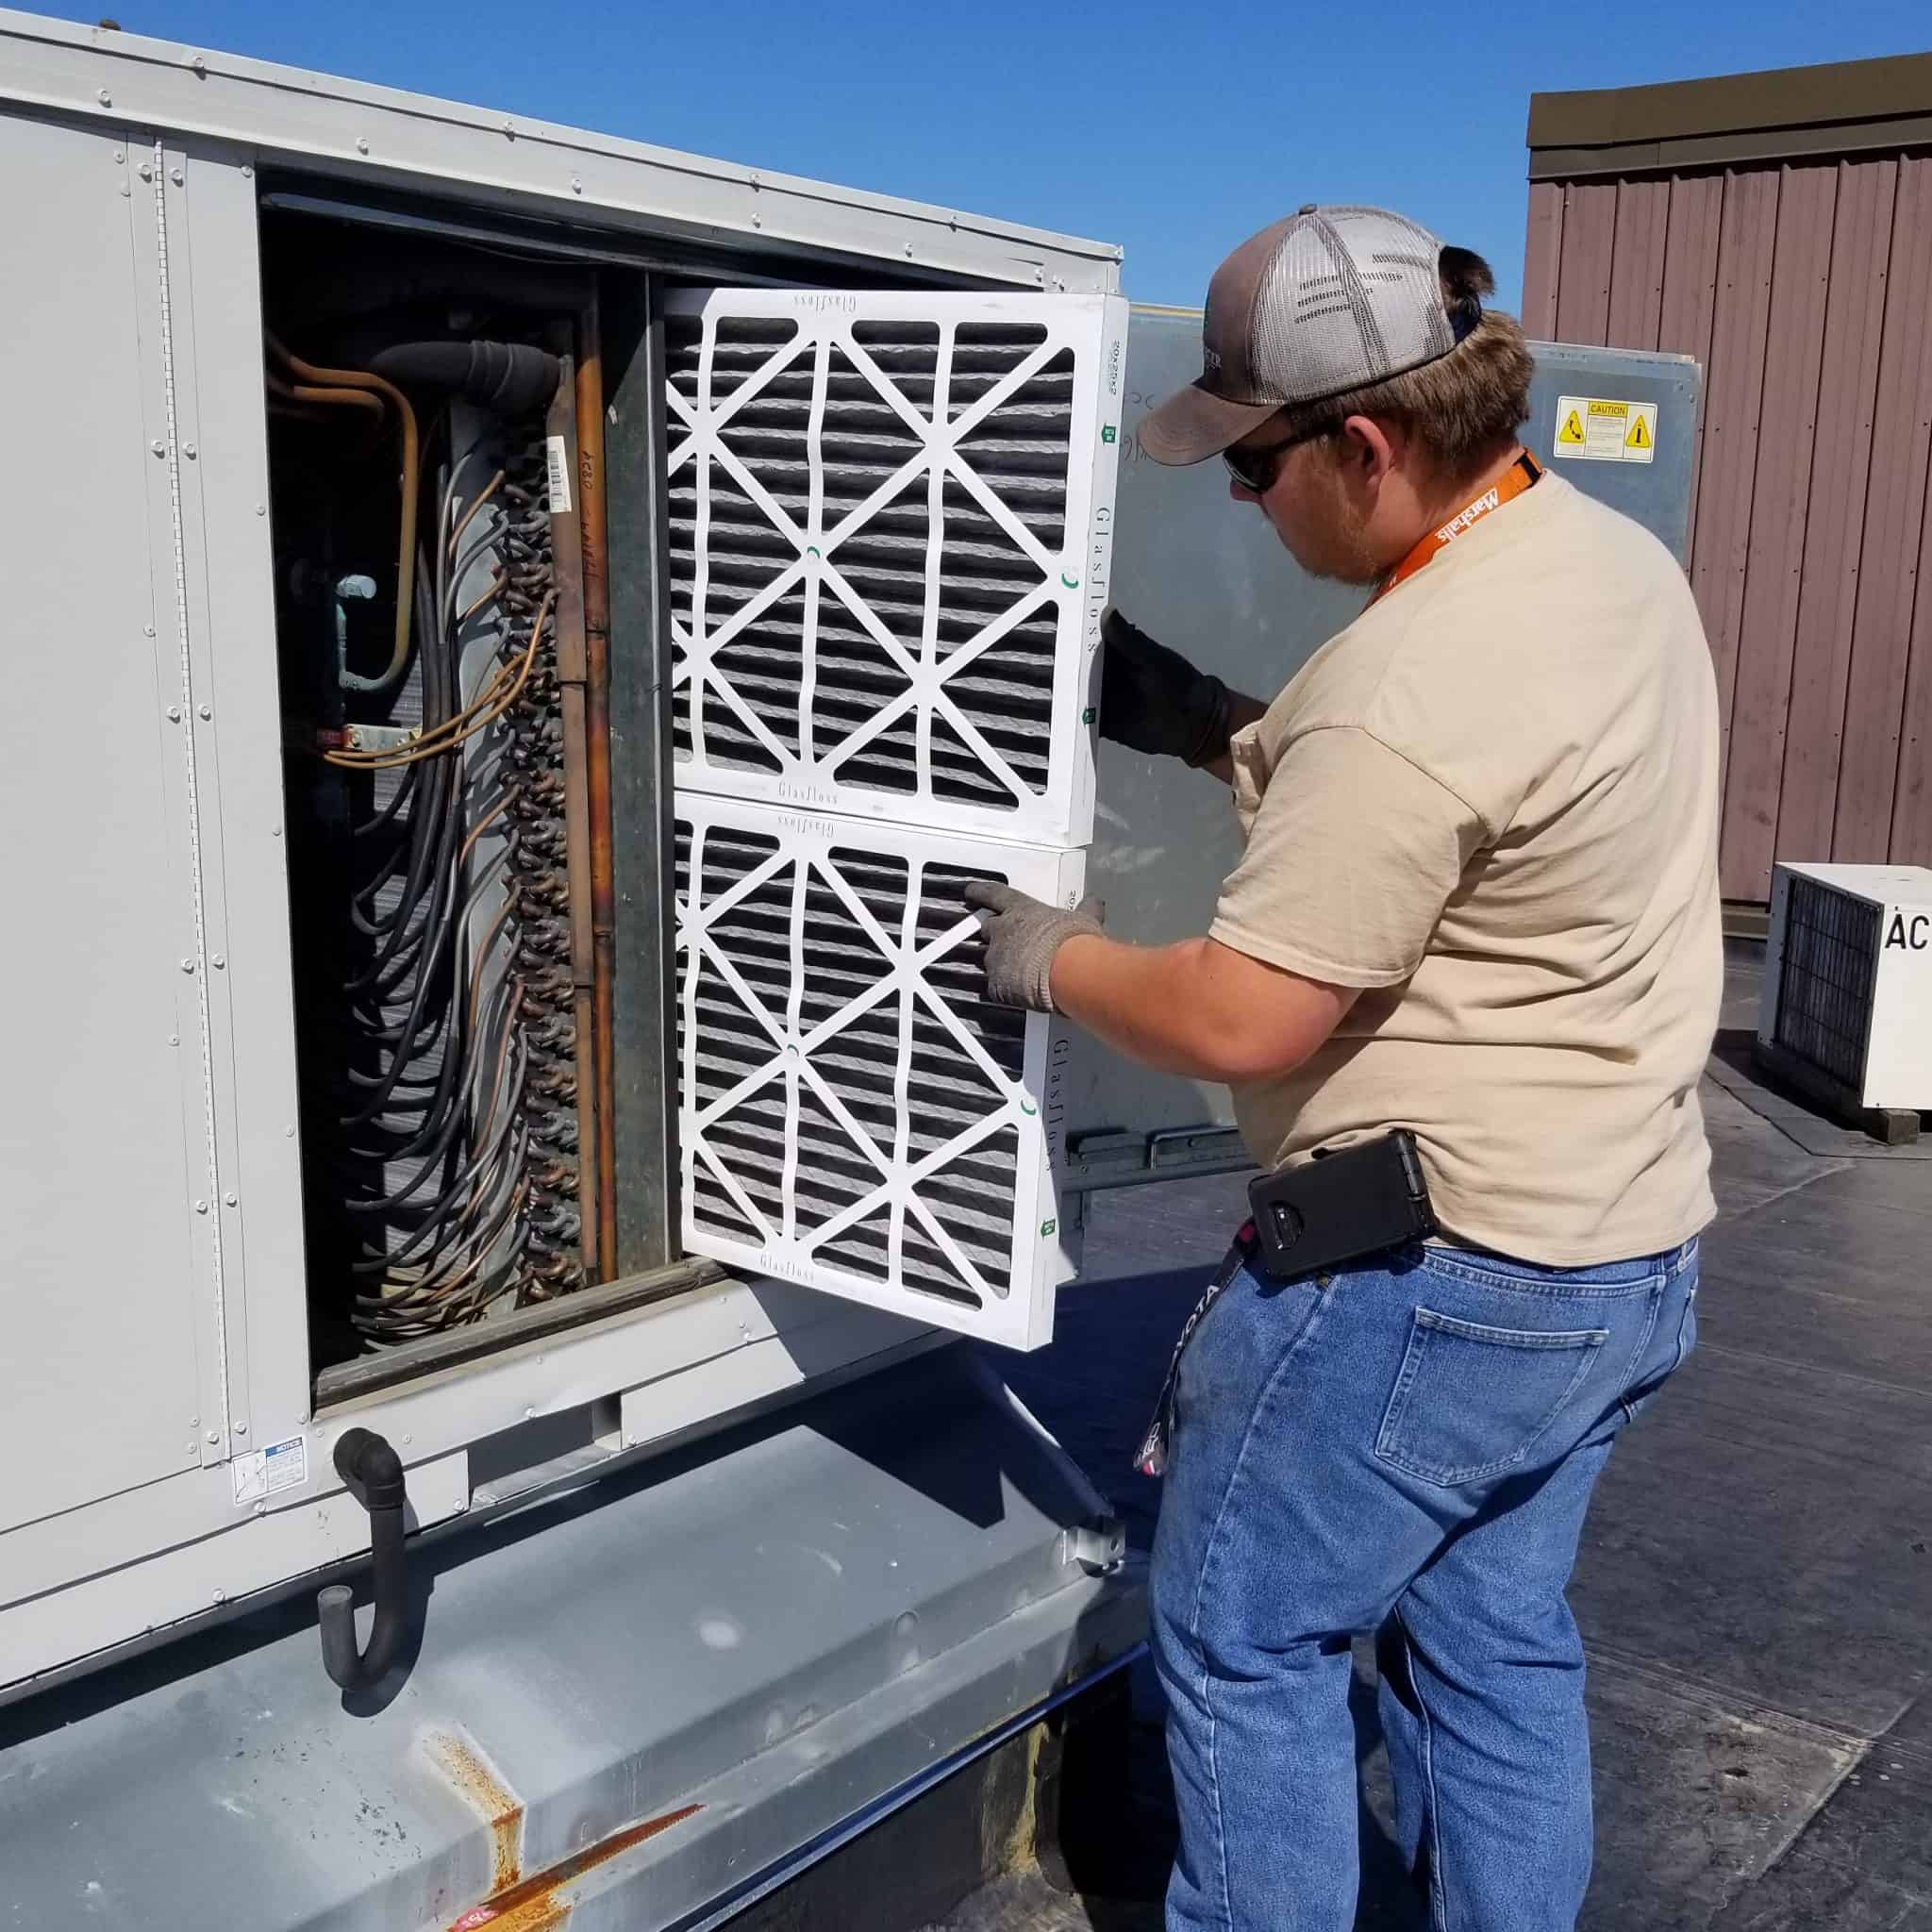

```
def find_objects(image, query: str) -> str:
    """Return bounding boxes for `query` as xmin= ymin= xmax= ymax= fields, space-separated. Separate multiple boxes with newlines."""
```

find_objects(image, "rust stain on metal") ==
xmin=424 ymin=1729 xmax=525 ymax=1893
xmin=445 ymin=1802 xmax=703 ymax=1931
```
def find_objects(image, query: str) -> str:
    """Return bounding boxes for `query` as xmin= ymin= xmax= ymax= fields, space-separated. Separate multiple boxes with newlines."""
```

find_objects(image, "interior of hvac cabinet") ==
xmin=258 ymin=207 xmax=639 ymax=1390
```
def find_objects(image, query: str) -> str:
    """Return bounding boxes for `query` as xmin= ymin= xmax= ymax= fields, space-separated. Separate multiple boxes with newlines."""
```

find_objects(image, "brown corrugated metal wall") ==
xmin=1524 ymin=156 xmax=1932 ymax=901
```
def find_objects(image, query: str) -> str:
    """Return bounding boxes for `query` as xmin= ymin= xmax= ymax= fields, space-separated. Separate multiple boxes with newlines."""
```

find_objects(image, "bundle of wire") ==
xmin=328 ymin=421 xmax=584 ymax=1346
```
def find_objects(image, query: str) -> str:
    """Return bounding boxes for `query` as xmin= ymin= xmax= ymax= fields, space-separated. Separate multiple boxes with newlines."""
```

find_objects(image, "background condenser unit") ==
xmin=1759 ymin=862 xmax=1932 ymax=1117
xmin=667 ymin=289 xmax=1127 ymax=1345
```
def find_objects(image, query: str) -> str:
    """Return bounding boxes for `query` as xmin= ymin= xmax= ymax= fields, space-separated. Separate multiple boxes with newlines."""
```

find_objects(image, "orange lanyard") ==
xmin=1371 ymin=451 xmax=1542 ymax=605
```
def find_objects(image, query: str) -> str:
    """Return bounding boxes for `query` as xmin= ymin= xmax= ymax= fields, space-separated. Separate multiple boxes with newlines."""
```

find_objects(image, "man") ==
xmin=967 ymin=207 xmax=1721 ymax=1930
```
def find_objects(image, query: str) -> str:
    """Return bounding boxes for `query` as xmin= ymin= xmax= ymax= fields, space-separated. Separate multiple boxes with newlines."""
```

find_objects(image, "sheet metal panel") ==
xmin=1607 ymin=177 xmax=1671 ymax=348
xmin=0 ymin=112 xmax=211 ymax=1531
xmin=1527 ymin=128 xmax=1932 ymax=891
xmin=0 ymin=9 xmax=1122 ymax=294
xmin=1719 ymin=164 xmax=1837 ymax=900
xmin=1657 ymin=173 xmax=1725 ymax=536
xmin=1835 ymin=154 xmax=1932 ymax=864
xmin=1523 ymin=180 xmax=1564 ymax=337
xmin=1776 ymin=158 xmax=1897 ymax=870
xmin=1554 ymin=179 xmax=1617 ymax=344
xmin=1073 ymin=311 xmax=1701 ymax=1163
xmin=1689 ymin=166 xmax=1780 ymax=796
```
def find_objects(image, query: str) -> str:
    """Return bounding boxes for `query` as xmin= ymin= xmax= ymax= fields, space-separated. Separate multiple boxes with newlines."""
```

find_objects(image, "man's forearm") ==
xmin=1046 ymin=931 xmax=1355 ymax=1083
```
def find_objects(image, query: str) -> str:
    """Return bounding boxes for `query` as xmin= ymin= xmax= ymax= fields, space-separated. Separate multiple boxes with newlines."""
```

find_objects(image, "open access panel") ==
xmin=0 ymin=78 xmax=1124 ymax=1699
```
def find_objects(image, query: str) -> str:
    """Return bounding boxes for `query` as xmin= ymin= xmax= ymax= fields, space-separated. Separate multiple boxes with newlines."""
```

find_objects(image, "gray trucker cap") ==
xmin=1140 ymin=205 xmax=1468 ymax=466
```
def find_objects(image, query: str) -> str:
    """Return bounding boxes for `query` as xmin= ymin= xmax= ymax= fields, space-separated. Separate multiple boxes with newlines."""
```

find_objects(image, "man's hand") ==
xmin=963 ymin=883 xmax=1105 ymax=1013
xmin=1098 ymin=608 xmax=1237 ymax=768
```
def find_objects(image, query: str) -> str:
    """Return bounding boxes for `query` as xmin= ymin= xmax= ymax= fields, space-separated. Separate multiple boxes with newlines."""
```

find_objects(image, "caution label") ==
xmin=1553 ymin=395 xmax=1657 ymax=465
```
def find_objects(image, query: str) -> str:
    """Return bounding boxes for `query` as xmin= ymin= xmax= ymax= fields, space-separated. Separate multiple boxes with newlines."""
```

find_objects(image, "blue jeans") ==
xmin=1150 ymin=1234 xmax=1699 ymax=1931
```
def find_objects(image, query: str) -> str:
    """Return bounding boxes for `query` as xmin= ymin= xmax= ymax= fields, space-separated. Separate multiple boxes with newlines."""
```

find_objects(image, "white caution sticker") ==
xmin=231 ymin=1434 xmax=309 ymax=1507
xmin=1553 ymin=395 xmax=1657 ymax=465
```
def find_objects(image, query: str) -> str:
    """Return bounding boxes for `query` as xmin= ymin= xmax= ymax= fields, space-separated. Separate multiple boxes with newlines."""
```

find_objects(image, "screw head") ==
xmin=167 ymin=1033 xmax=179 ymax=1045
xmin=166 ymin=705 xmax=182 ymax=722
xmin=198 ymin=703 xmax=211 ymax=720
xmin=570 ymin=176 xmax=582 ymax=194
xmin=181 ymin=958 xmax=195 ymax=974
xmin=193 ymin=1200 xmax=208 ymax=1215
xmin=284 ymin=1124 xmax=296 ymax=1138
xmin=138 ymin=162 xmax=153 ymax=182
xmin=256 ymin=504 xmax=267 ymax=516
xmin=224 ymin=1191 xmax=238 ymax=1207
xmin=205 ymin=1429 xmax=219 ymax=1443
xmin=97 ymin=87 xmax=111 ymax=105
xmin=211 ymin=1589 xmax=225 ymax=1604
xmin=355 ymin=137 xmax=369 ymax=155
xmin=170 ymin=167 xmax=184 ymax=187
xmin=113 ymin=149 xmax=125 ymax=163
xmin=191 ymin=54 xmax=206 ymax=75
xmin=240 ymin=165 xmax=252 ymax=179
xmin=233 ymin=1420 xmax=247 ymax=1435
xmin=151 ymin=440 xmax=165 ymax=457
xmin=210 ymin=953 xmax=225 ymax=968
xmin=182 ymin=443 xmax=196 ymax=459
xmin=253 ymin=1502 xmax=267 ymax=1517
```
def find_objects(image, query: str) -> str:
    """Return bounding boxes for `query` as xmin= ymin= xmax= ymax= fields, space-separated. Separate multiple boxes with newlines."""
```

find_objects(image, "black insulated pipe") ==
xmin=317 ymin=1427 xmax=410 ymax=1691
xmin=367 ymin=341 xmax=562 ymax=417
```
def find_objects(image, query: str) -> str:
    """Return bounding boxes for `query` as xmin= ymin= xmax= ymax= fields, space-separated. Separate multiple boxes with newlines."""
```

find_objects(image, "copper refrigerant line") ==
xmin=273 ymin=328 xmax=611 ymax=1346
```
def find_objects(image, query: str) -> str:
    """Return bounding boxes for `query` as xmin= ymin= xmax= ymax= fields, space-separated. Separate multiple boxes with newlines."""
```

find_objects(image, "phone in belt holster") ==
xmin=1246 ymin=1130 xmax=1439 ymax=1279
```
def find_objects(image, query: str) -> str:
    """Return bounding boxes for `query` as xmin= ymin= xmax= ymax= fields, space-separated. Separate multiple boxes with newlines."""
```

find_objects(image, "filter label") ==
xmin=231 ymin=1434 xmax=308 ymax=1507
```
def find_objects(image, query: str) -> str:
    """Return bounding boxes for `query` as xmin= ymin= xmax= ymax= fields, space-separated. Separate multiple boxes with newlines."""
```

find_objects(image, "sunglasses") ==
xmin=1222 ymin=415 xmax=1331 ymax=494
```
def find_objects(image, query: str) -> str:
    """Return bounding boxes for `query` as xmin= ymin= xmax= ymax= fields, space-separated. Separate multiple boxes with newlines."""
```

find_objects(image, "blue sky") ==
xmin=41 ymin=2 xmax=1932 ymax=310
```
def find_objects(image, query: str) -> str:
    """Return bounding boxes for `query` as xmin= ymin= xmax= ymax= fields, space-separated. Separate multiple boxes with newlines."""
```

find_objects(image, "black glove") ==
xmin=1098 ymin=608 xmax=1234 ymax=768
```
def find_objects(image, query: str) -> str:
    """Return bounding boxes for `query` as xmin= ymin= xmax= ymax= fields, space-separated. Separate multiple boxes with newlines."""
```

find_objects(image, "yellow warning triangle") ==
xmin=1626 ymin=412 xmax=1651 ymax=449
xmin=1558 ymin=408 xmax=1586 ymax=446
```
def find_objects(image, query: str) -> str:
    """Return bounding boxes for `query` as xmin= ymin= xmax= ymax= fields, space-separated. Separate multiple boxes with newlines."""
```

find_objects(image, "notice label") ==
xmin=1553 ymin=396 xmax=1657 ymax=465
xmin=544 ymin=435 xmax=574 ymax=513
xmin=231 ymin=1434 xmax=308 ymax=1507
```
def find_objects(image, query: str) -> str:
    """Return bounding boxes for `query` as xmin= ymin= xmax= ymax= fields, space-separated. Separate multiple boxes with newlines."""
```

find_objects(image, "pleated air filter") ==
xmin=664 ymin=290 xmax=1126 ymax=845
xmin=674 ymin=795 xmax=1082 ymax=1349
xmin=667 ymin=290 xmax=1124 ymax=1349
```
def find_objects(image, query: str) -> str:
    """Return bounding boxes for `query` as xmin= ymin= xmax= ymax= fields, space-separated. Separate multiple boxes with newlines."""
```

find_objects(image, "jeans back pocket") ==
xmin=1375 ymin=1307 xmax=1609 ymax=1487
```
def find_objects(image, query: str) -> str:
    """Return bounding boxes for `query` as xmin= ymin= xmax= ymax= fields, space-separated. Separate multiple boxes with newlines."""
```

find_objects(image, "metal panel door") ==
xmin=0 ymin=113 xmax=208 ymax=1528
xmin=1068 ymin=310 xmax=1704 ymax=1193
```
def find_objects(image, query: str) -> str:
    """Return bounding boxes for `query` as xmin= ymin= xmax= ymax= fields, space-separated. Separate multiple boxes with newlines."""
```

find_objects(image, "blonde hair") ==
xmin=1274 ymin=248 xmax=1534 ymax=481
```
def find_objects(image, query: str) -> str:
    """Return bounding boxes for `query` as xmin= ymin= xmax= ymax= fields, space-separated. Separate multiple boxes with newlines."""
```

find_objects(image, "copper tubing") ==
xmin=266 ymin=334 xmax=421 ymax=692
xmin=576 ymin=291 xmax=620 ymax=1282
xmin=266 ymin=370 xmax=386 ymax=419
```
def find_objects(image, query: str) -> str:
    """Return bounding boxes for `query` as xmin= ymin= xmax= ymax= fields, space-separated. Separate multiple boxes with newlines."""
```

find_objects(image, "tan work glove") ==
xmin=963 ymin=883 xmax=1106 ymax=1013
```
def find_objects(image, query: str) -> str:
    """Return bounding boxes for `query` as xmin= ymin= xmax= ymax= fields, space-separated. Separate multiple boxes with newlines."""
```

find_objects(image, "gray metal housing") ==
xmin=1070 ymin=310 xmax=1704 ymax=1185
xmin=0 ymin=9 xmax=1124 ymax=1696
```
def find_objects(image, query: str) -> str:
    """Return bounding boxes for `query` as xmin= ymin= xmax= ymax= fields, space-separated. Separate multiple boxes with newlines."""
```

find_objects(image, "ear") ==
xmin=1338 ymin=413 xmax=1398 ymax=486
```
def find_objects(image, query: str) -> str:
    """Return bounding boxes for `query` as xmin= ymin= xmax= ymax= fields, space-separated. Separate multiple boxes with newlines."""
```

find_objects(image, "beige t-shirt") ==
xmin=1211 ymin=470 xmax=1721 ymax=1266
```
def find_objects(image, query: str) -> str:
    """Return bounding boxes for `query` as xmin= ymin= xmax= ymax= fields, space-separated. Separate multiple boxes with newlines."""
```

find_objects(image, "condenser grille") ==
xmin=1774 ymin=876 xmax=1879 ymax=1089
xmin=663 ymin=292 xmax=1121 ymax=844
xmin=674 ymin=800 xmax=1068 ymax=1335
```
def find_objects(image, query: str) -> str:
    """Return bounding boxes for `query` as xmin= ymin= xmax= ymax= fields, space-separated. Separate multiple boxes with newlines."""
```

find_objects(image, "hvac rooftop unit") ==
xmin=1759 ymin=862 xmax=1932 ymax=1122
xmin=669 ymin=288 xmax=1127 ymax=1344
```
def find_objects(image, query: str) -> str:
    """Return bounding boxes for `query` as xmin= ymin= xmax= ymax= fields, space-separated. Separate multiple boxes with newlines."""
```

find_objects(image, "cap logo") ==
xmin=1202 ymin=346 xmax=1223 ymax=373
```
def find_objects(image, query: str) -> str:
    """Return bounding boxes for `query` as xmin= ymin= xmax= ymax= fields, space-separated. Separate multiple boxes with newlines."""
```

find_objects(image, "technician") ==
xmin=967 ymin=206 xmax=1722 ymax=1931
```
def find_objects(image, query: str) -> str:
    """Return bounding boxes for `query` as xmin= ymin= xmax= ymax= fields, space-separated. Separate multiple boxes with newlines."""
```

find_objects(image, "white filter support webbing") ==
xmin=674 ymin=793 xmax=1081 ymax=1351
xmin=664 ymin=290 xmax=1126 ymax=848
